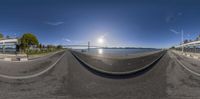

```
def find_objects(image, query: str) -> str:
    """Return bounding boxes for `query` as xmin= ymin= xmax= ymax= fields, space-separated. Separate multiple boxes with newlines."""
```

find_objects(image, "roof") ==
xmin=0 ymin=39 xmax=18 ymax=44
xmin=175 ymin=40 xmax=200 ymax=47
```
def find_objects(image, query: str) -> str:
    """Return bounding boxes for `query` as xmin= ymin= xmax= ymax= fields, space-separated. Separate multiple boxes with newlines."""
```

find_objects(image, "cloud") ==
xmin=165 ymin=12 xmax=183 ymax=23
xmin=63 ymin=38 xmax=71 ymax=42
xmin=166 ymin=15 xmax=174 ymax=23
xmin=170 ymin=29 xmax=179 ymax=34
xmin=46 ymin=21 xmax=64 ymax=26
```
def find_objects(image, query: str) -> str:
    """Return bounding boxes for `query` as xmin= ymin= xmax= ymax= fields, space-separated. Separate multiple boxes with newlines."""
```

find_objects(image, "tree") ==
xmin=57 ymin=45 xmax=63 ymax=49
xmin=20 ymin=33 xmax=39 ymax=51
xmin=6 ymin=35 xmax=11 ymax=39
xmin=38 ymin=43 xmax=42 ymax=49
xmin=0 ymin=33 xmax=4 ymax=39
xmin=195 ymin=35 xmax=200 ymax=41
xmin=170 ymin=46 xmax=175 ymax=49
xmin=183 ymin=39 xmax=189 ymax=44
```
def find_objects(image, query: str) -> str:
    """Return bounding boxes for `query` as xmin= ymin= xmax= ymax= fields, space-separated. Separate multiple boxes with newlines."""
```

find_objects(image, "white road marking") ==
xmin=170 ymin=51 xmax=200 ymax=77
xmin=0 ymin=51 xmax=66 ymax=79
xmin=0 ymin=50 xmax=64 ymax=63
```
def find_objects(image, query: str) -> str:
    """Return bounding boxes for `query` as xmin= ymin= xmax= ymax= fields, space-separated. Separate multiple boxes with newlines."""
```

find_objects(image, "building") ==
xmin=174 ymin=40 xmax=200 ymax=53
xmin=0 ymin=39 xmax=19 ymax=54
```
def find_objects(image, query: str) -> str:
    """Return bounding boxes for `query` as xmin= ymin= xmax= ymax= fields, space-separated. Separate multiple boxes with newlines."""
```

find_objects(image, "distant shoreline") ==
xmin=70 ymin=47 xmax=161 ymax=50
xmin=97 ymin=47 xmax=161 ymax=50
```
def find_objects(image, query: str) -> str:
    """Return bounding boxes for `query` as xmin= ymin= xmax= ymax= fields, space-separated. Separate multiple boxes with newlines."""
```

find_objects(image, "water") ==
xmin=76 ymin=48 xmax=160 ymax=56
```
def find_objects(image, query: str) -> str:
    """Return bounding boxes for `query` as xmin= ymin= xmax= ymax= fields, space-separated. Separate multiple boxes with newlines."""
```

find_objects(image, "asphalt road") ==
xmin=0 ymin=51 xmax=65 ymax=76
xmin=72 ymin=50 xmax=164 ymax=73
xmin=0 ymin=50 xmax=200 ymax=99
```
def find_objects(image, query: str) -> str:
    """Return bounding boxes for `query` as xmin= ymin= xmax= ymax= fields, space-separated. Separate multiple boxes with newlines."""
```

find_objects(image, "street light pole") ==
xmin=181 ymin=30 xmax=184 ymax=53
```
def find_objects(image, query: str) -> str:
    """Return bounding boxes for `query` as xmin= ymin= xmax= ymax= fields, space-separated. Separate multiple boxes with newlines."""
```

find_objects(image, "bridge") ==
xmin=63 ymin=45 xmax=103 ymax=49
xmin=174 ymin=40 xmax=200 ymax=53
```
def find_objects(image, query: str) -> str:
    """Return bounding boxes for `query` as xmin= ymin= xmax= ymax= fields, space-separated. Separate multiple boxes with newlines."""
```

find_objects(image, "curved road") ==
xmin=0 ymin=50 xmax=200 ymax=99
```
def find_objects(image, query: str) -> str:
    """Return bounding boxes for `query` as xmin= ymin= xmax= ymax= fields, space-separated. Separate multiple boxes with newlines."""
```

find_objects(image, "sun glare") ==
xmin=97 ymin=37 xmax=104 ymax=44
xmin=98 ymin=49 xmax=103 ymax=54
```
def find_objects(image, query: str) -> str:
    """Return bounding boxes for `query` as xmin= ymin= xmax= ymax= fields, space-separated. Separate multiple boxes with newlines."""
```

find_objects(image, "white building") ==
xmin=0 ymin=39 xmax=19 ymax=53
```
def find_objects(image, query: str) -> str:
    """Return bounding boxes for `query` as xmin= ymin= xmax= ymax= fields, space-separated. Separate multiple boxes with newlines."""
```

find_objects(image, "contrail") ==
xmin=170 ymin=29 xmax=179 ymax=34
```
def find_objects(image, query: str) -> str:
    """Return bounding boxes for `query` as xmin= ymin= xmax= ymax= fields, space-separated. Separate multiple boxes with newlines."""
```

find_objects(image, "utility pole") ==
xmin=181 ymin=30 xmax=184 ymax=53
xmin=2 ymin=42 xmax=5 ymax=54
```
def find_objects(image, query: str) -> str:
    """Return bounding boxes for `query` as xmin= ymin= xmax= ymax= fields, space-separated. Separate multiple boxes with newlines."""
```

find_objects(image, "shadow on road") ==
xmin=72 ymin=51 xmax=166 ymax=79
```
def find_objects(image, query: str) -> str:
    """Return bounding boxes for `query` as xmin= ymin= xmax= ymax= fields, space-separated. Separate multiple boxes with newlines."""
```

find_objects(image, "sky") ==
xmin=0 ymin=0 xmax=200 ymax=48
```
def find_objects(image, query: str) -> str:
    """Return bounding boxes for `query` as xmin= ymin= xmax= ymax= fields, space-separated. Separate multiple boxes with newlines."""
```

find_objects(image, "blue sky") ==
xmin=0 ymin=0 xmax=200 ymax=48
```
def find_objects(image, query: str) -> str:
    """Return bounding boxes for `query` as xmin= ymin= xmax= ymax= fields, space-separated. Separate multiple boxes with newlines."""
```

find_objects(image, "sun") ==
xmin=98 ymin=37 xmax=104 ymax=44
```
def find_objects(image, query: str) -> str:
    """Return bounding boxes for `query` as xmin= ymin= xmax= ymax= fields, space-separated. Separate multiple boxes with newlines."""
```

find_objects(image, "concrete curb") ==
xmin=173 ymin=50 xmax=200 ymax=60
xmin=0 ymin=51 xmax=66 ymax=79
xmin=171 ymin=51 xmax=200 ymax=77
xmin=71 ymin=51 xmax=165 ymax=75
xmin=0 ymin=50 xmax=65 ymax=63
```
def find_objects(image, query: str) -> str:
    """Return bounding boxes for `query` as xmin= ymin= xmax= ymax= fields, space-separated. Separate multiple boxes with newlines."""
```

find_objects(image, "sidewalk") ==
xmin=172 ymin=50 xmax=200 ymax=60
xmin=171 ymin=50 xmax=200 ymax=74
xmin=0 ymin=53 xmax=27 ymax=61
xmin=27 ymin=50 xmax=65 ymax=60
xmin=0 ymin=50 xmax=65 ymax=62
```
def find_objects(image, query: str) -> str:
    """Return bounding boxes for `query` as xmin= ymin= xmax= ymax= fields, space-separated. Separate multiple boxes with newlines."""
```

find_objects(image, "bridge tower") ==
xmin=88 ymin=41 xmax=90 ymax=51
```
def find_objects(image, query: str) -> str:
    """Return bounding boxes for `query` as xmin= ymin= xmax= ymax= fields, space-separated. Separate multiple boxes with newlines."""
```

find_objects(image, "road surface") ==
xmin=0 ymin=50 xmax=199 ymax=99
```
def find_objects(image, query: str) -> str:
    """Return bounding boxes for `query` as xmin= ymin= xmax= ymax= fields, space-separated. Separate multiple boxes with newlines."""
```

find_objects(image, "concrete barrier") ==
xmin=4 ymin=58 xmax=11 ymax=61
xmin=20 ymin=58 xmax=28 ymax=61
xmin=172 ymin=50 xmax=200 ymax=60
xmin=186 ymin=54 xmax=191 ymax=57
xmin=193 ymin=56 xmax=199 ymax=59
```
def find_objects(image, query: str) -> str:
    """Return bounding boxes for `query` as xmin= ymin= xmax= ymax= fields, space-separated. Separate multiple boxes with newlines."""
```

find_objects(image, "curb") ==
xmin=171 ymin=51 xmax=200 ymax=77
xmin=0 ymin=50 xmax=65 ymax=63
xmin=173 ymin=50 xmax=200 ymax=60
xmin=0 ymin=51 xmax=66 ymax=79
xmin=71 ymin=51 xmax=165 ymax=75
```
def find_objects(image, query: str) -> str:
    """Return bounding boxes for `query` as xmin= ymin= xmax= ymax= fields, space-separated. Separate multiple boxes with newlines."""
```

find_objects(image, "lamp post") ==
xmin=181 ymin=30 xmax=184 ymax=53
xmin=170 ymin=29 xmax=184 ymax=52
xmin=2 ymin=41 xmax=5 ymax=54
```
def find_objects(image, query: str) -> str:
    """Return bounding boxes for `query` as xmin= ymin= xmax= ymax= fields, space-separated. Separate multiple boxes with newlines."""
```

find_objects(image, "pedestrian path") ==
xmin=171 ymin=50 xmax=200 ymax=76
xmin=173 ymin=50 xmax=200 ymax=60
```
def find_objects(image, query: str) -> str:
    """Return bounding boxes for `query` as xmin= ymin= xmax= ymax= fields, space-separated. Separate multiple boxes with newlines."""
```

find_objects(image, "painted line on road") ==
xmin=171 ymin=51 xmax=200 ymax=77
xmin=0 ymin=51 xmax=66 ymax=79
xmin=0 ymin=50 xmax=65 ymax=63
